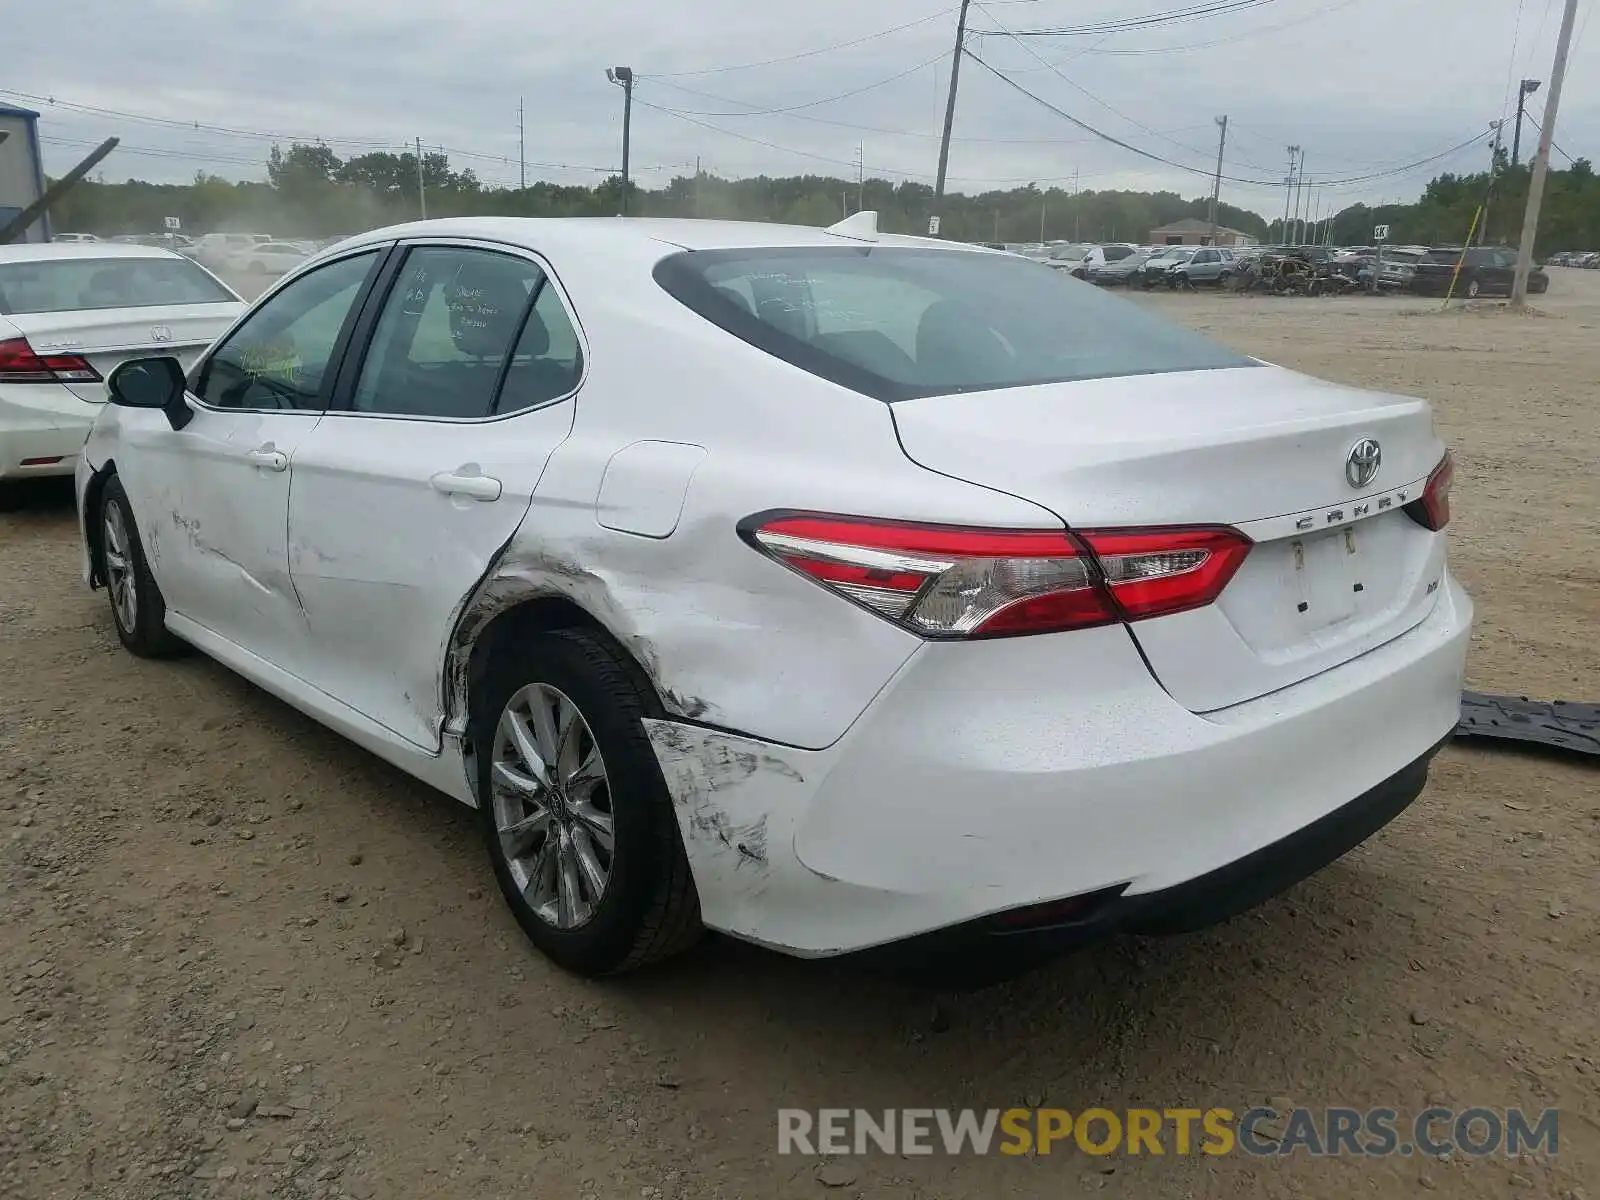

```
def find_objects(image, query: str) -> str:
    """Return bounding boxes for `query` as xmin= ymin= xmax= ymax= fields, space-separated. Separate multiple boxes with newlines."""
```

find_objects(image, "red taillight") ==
xmin=1405 ymin=452 xmax=1453 ymax=532
xmin=1079 ymin=527 xmax=1255 ymax=621
xmin=744 ymin=513 xmax=1251 ymax=638
xmin=0 ymin=337 xmax=102 ymax=384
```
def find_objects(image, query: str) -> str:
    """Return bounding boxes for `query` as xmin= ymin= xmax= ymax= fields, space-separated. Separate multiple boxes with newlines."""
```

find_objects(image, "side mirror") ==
xmin=107 ymin=356 xmax=192 ymax=430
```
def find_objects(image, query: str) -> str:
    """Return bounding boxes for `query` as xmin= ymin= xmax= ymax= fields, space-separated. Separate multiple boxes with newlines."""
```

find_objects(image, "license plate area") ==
xmin=1215 ymin=511 xmax=1430 ymax=663
xmin=1288 ymin=525 xmax=1363 ymax=629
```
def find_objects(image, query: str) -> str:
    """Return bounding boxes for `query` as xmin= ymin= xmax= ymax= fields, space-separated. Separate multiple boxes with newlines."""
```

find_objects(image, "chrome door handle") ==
xmin=430 ymin=468 xmax=502 ymax=502
xmin=245 ymin=447 xmax=288 ymax=472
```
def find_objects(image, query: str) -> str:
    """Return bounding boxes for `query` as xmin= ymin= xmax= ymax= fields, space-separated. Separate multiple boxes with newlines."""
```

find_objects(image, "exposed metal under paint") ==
xmin=440 ymin=538 xmax=720 ymax=742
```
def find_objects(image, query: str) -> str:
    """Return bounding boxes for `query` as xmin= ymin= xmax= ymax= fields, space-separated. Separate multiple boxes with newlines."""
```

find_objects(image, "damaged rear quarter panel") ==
xmin=440 ymin=252 xmax=1070 ymax=751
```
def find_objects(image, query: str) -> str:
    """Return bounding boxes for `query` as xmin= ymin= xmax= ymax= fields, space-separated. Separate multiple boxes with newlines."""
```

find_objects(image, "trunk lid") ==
xmin=890 ymin=364 xmax=1448 ymax=711
xmin=5 ymin=303 xmax=242 ymax=402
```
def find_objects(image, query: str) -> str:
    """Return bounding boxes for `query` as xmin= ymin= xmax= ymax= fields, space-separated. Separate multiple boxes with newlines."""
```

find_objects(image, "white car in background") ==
xmin=240 ymin=241 xmax=311 ymax=276
xmin=0 ymin=243 xmax=243 ymax=509
xmin=74 ymin=215 xmax=1469 ymax=980
xmin=190 ymin=232 xmax=273 ymax=271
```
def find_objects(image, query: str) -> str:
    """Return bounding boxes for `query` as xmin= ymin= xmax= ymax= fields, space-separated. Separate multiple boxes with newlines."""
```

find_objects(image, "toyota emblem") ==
xmin=1345 ymin=438 xmax=1382 ymax=488
xmin=149 ymin=325 xmax=174 ymax=343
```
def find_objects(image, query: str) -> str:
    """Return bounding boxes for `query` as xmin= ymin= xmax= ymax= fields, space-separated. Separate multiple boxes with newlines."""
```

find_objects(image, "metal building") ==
xmin=0 ymin=102 xmax=49 ymax=242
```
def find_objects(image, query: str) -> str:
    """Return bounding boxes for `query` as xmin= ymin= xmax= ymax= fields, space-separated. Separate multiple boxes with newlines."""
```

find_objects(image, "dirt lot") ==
xmin=2 ymin=270 xmax=1597 ymax=1200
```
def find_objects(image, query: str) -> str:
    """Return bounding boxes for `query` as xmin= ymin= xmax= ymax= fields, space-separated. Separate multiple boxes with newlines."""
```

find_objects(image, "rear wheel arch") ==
xmin=462 ymin=595 xmax=666 ymax=796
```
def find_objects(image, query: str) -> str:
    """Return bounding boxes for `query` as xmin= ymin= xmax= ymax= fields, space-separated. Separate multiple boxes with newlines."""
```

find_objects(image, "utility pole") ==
xmin=694 ymin=155 xmax=701 ymax=217
xmin=415 ymin=136 xmax=427 ymax=219
xmin=606 ymin=67 xmax=635 ymax=216
xmin=856 ymin=143 xmax=864 ymax=214
xmin=1207 ymin=115 xmax=1228 ymax=246
xmin=1072 ymin=168 xmax=1080 ymax=240
xmin=1512 ymin=78 xmax=1543 ymax=166
xmin=518 ymin=98 xmax=526 ymax=191
xmin=1514 ymin=0 xmax=1580 ymax=306
xmin=1293 ymin=154 xmax=1307 ymax=244
xmin=1040 ymin=195 xmax=1047 ymax=243
xmin=1482 ymin=120 xmax=1504 ymax=244
xmin=932 ymin=0 xmax=973 ymax=233
xmin=1282 ymin=146 xmax=1299 ymax=244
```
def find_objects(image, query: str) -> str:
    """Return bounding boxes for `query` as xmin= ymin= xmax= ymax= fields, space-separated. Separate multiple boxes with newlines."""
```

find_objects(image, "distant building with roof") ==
xmin=1147 ymin=217 xmax=1257 ymax=248
xmin=0 ymin=102 xmax=49 ymax=243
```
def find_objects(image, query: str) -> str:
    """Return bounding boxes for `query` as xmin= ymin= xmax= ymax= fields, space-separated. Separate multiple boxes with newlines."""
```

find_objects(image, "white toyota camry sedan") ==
xmin=74 ymin=215 xmax=1471 ymax=979
xmin=0 ymin=243 xmax=243 ymax=509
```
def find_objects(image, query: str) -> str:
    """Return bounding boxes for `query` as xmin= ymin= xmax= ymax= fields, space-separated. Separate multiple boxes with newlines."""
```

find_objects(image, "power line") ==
xmin=2 ymin=88 xmax=619 ymax=174
xmin=1521 ymin=113 xmax=1579 ymax=164
xmin=40 ymin=136 xmax=266 ymax=168
xmin=1499 ymin=0 xmax=1530 ymax=126
xmin=633 ymin=95 xmax=1104 ymax=185
xmin=964 ymin=49 xmax=1492 ymax=188
xmin=974 ymin=2 xmax=1271 ymax=169
xmin=646 ymin=7 xmax=955 ymax=77
xmin=997 ymin=0 xmax=1280 ymax=37
xmin=641 ymin=74 xmax=1140 ymax=145
xmin=1073 ymin=0 xmax=1367 ymax=55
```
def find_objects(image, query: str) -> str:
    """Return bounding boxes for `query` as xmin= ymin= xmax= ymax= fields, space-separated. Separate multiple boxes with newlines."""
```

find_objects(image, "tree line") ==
xmin=45 ymin=141 xmax=1600 ymax=253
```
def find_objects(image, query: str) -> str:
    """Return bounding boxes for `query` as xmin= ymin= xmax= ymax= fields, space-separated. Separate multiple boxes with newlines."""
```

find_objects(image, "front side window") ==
xmin=0 ymin=256 xmax=237 ymax=315
xmin=655 ymin=245 xmax=1253 ymax=402
xmin=196 ymin=251 xmax=378 ymax=411
xmin=349 ymin=246 xmax=577 ymax=419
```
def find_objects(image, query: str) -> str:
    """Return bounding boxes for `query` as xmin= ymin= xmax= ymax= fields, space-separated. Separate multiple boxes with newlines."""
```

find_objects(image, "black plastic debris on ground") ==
xmin=1455 ymin=692 xmax=1599 ymax=758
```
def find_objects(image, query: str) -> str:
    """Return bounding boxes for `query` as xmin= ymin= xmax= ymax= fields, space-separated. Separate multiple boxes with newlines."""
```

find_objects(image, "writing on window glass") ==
xmin=239 ymin=342 xmax=302 ymax=383
xmin=448 ymin=285 xmax=499 ymax=331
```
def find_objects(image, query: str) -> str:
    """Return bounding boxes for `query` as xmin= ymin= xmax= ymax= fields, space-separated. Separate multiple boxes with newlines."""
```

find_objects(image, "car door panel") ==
xmin=116 ymin=404 xmax=318 ymax=662
xmin=114 ymin=249 xmax=385 ymax=670
xmin=286 ymin=242 xmax=585 ymax=749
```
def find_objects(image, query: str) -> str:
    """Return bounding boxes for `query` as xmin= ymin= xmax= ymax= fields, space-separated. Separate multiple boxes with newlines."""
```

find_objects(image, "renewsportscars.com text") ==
xmin=778 ymin=1106 xmax=1558 ymax=1158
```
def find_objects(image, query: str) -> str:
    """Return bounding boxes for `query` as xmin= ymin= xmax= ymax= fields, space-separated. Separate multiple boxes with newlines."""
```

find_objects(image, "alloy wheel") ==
xmin=103 ymin=503 xmax=137 ymax=632
xmin=490 ymin=682 xmax=615 ymax=929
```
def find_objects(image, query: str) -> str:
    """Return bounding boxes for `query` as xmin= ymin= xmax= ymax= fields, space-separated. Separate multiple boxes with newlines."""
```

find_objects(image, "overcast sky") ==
xmin=6 ymin=0 xmax=1595 ymax=217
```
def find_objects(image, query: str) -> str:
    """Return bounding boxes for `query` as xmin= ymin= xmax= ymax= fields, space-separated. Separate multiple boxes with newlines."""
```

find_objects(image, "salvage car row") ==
xmin=1033 ymin=240 xmax=1550 ymax=298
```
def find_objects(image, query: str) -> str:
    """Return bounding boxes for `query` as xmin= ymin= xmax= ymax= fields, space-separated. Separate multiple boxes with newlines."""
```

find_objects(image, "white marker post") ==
xmin=1370 ymin=224 xmax=1388 ymax=295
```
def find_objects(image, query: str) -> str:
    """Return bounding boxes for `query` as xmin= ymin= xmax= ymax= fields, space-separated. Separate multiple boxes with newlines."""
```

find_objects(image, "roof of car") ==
xmin=330 ymin=216 xmax=998 ymax=259
xmin=0 ymin=242 xmax=190 ymax=264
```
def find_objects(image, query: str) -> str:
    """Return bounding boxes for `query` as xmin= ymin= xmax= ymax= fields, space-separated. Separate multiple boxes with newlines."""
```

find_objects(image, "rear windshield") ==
xmin=654 ymin=245 xmax=1255 ymax=401
xmin=0 ymin=257 xmax=236 ymax=315
xmin=1102 ymin=245 xmax=1136 ymax=261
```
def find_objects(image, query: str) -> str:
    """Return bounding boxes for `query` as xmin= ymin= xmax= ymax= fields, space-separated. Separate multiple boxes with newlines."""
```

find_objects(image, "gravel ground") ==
xmin=1 ymin=269 xmax=1596 ymax=1200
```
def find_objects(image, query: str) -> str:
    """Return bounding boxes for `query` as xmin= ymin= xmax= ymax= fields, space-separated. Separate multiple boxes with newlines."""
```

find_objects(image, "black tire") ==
xmin=0 ymin=483 xmax=24 ymax=513
xmin=474 ymin=628 xmax=701 ymax=976
xmin=98 ymin=476 xmax=187 ymax=658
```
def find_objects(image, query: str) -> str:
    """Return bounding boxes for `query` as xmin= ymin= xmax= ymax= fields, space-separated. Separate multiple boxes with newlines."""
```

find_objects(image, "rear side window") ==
xmin=0 ymin=256 xmax=236 ymax=315
xmin=655 ymin=246 xmax=1253 ymax=401
xmin=349 ymin=246 xmax=582 ymax=420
